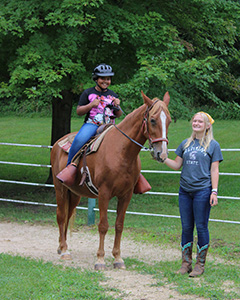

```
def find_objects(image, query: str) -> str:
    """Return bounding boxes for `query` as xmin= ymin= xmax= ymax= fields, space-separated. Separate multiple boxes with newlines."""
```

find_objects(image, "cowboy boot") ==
xmin=133 ymin=173 xmax=152 ymax=194
xmin=176 ymin=242 xmax=193 ymax=275
xmin=189 ymin=244 xmax=209 ymax=277
xmin=56 ymin=163 xmax=77 ymax=186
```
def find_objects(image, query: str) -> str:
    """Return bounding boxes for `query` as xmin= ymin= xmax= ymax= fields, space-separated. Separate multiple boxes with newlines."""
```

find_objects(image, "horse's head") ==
xmin=141 ymin=91 xmax=171 ymax=163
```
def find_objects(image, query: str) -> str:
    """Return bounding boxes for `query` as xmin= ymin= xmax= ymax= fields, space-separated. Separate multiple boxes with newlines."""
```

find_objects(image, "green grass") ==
xmin=0 ymin=116 xmax=239 ymax=247
xmin=0 ymin=116 xmax=240 ymax=300
xmin=124 ymin=258 xmax=240 ymax=300
xmin=0 ymin=253 xmax=113 ymax=300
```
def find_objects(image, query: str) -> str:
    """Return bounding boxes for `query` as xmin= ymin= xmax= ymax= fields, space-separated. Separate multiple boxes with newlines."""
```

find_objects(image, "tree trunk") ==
xmin=46 ymin=90 xmax=74 ymax=183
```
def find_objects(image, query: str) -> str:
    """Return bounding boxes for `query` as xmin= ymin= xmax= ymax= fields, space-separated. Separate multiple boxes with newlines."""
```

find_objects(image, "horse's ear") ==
xmin=163 ymin=91 xmax=170 ymax=106
xmin=141 ymin=90 xmax=152 ymax=107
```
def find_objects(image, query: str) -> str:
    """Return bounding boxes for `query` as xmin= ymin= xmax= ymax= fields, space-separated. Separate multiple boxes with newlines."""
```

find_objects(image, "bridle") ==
xmin=141 ymin=99 xmax=169 ymax=146
xmin=113 ymin=100 xmax=169 ymax=150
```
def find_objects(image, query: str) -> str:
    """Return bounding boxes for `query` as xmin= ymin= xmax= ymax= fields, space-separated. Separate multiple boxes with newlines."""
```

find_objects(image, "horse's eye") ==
xmin=150 ymin=118 xmax=156 ymax=126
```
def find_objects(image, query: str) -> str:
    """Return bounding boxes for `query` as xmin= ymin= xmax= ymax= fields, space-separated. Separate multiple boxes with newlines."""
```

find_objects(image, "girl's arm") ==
xmin=210 ymin=161 xmax=220 ymax=207
xmin=76 ymin=98 xmax=100 ymax=116
xmin=164 ymin=156 xmax=183 ymax=170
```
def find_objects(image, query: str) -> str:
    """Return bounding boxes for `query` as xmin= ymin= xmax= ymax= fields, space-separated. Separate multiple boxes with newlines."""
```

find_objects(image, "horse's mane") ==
xmin=118 ymin=104 xmax=146 ymax=127
xmin=119 ymin=98 xmax=171 ymax=129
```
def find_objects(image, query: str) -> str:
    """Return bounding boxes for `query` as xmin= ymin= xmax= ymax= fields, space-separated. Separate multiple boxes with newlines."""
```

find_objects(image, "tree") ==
xmin=0 ymin=0 xmax=239 ymax=131
xmin=1 ymin=1 xmax=102 ymax=140
xmin=110 ymin=0 xmax=240 ymax=119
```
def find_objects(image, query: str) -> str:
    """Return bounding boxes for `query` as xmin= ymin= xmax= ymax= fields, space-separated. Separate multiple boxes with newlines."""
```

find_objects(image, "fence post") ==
xmin=88 ymin=198 xmax=96 ymax=225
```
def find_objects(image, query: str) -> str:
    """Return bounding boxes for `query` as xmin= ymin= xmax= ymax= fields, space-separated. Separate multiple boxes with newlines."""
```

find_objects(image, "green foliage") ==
xmin=0 ymin=0 xmax=102 ymax=105
xmin=0 ymin=0 xmax=240 ymax=117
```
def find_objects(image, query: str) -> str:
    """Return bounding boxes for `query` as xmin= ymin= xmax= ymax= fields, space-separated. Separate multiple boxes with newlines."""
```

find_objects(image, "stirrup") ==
xmin=56 ymin=164 xmax=77 ymax=186
xmin=133 ymin=174 xmax=151 ymax=194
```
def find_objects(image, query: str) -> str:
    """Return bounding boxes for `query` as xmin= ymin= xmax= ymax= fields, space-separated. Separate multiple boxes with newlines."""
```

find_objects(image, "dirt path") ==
xmin=0 ymin=222 xmax=206 ymax=300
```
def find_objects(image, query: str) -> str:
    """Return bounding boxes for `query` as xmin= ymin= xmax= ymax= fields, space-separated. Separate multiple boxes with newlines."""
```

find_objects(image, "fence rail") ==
xmin=0 ymin=178 xmax=240 ymax=201
xmin=1 ymin=142 xmax=240 ymax=224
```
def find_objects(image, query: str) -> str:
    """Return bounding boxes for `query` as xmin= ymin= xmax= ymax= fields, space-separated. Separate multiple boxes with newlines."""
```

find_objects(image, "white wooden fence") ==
xmin=0 ymin=142 xmax=240 ymax=225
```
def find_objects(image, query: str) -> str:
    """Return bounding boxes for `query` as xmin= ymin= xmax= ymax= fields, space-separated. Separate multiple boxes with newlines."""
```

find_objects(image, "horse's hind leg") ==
xmin=56 ymin=187 xmax=80 ymax=260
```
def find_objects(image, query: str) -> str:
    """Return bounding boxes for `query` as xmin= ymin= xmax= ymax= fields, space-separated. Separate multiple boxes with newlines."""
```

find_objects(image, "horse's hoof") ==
xmin=94 ymin=263 xmax=106 ymax=271
xmin=60 ymin=254 xmax=72 ymax=260
xmin=60 ymin=251 xmax=72 ymax=260
xmin=113 ymin=262 xmax=126 ymax=269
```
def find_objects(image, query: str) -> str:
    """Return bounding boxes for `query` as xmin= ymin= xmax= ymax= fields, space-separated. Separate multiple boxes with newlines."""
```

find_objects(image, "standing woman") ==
xmin=57 ymin=63 xmax=122 ymax=185
xmin=163 ymin=112 xmax=223 ymax=277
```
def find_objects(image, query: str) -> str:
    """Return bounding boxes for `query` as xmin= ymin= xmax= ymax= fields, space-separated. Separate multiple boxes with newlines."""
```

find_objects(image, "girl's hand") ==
xmin=210 ymin=193 xmax=218 ymax=207
xmin=112 ymin=97 xmax=120 ymax=107
xmin=92 ymin=98 xmax=101 ymax=108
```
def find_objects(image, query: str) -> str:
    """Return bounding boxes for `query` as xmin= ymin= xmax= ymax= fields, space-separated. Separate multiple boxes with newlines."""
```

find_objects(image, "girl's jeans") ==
xmin=179 ymin=186 xmax=212 ymax=248
xmin=67 ymin=123 xmax=98 ymax=165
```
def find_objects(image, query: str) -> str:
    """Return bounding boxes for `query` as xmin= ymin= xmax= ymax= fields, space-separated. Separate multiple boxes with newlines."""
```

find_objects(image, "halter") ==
xmin=114 ymin=99 xmax=169 ymax=150
xmin=141 ymin=100 xmax=169 ymax=146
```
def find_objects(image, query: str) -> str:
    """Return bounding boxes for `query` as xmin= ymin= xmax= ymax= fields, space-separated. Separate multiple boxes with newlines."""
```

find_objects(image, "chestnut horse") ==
xmin=51 ymin=91 xmax=171 ymax=270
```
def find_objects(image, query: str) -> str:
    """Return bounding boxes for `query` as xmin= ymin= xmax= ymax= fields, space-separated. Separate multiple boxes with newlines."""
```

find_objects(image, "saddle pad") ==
xmin=88 ymin=125 xmax=113 ymax=153
xmin=58 ymin=133 xmax=77 ymax=153
xmin=71 ymin=125 xmax=114 ymax=166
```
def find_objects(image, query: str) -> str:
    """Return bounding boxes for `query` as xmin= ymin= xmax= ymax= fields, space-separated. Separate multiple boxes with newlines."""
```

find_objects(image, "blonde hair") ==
xmin=184 ymin=112 xmax=214 ymax=151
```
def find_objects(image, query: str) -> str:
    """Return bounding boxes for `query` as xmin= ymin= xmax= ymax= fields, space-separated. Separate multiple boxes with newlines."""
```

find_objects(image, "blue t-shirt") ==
xmin=175 ymin=139 xmax=223 ymax=192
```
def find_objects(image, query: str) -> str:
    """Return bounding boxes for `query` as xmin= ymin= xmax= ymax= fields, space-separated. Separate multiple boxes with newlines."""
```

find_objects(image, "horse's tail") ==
xmin=66 ymin=189 xmax=80 ymax=239
xmin=69 ymin=207 xmax=76 ymax=237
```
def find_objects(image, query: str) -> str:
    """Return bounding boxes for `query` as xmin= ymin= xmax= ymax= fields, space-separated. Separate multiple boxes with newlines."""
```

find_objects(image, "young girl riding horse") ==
xmin=57 ymin=63 xmax=122 ymax=185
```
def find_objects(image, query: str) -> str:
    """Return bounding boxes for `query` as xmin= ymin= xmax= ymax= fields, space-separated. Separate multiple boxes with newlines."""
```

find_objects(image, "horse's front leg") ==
xmin=112 ymin=192 xmax=132 ymax=269
xmin=95 ymin=192 xmax=110 ymax=270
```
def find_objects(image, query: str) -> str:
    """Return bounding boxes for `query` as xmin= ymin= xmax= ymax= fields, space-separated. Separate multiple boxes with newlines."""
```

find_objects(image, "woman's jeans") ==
xmin=179 ymin=186 xmax=212 ymax=248
xmin=67 ymin=123 xmax=98 ymax=165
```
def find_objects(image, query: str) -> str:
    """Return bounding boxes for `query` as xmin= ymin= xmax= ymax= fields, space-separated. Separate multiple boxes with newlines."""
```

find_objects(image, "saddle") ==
xmin=58 ymin=125 xmax=114 ymax=195
xmin=58 ymin=124 xmax=113 ymax=155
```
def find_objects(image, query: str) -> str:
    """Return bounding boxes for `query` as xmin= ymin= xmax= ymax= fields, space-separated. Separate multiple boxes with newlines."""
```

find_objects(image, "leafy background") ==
xmin=0 ymin=0 xmax=239 ymax=120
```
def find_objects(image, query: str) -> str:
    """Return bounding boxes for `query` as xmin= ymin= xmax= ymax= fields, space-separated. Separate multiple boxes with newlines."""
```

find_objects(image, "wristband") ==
xmin=212 ymin=189 xmax=217 ymax=195
xmin=212 ymin=191 xmax=218 ymax=196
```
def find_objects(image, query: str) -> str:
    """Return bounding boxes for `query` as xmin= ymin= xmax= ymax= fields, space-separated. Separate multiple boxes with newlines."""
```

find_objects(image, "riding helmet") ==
xmin=92 ymin=63 xmax=114 ymax=81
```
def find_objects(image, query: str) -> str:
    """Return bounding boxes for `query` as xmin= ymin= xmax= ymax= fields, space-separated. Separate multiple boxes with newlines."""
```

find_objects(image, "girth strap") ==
xmin=79 ymin=147 xmax=88 ymax=186
xmin=79 ymin=147 xmax=99 ymax=196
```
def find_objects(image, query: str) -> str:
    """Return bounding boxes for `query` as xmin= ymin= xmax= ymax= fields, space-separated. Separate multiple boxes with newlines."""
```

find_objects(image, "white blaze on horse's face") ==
xmin=160 ymin=110 xmax=168 ymax=156
xmin=142 ymin=91 xmax=171 ymax=162
xmin=150 ymin=107 xmax=169 ymax=162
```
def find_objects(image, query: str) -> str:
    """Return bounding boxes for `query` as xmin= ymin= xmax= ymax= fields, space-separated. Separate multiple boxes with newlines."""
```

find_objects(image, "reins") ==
xmin=113 ymin=100 xmax=169 ymax=150
xmin=113 ymin=124 xmax=149 ymax=150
